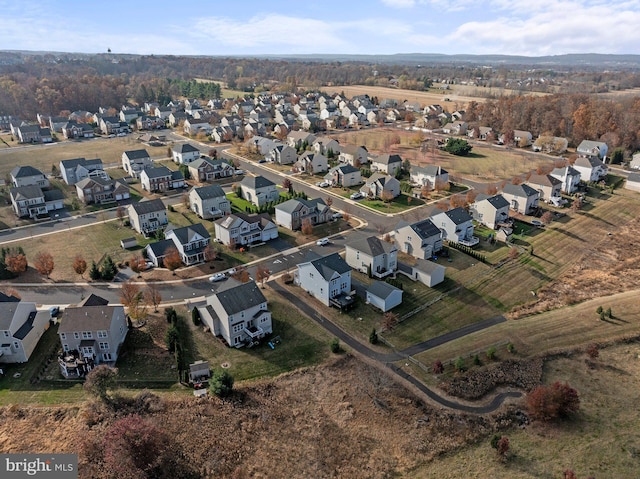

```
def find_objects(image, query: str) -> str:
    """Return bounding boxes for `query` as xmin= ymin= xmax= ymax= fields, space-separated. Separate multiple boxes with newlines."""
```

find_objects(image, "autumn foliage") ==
xmin=526 ymin=381 xmax=580 ymax=421
xmin=163 ymin=246 xmax=182 ymax=273
xmin=34 ymin=251 xmax=54 ymax=278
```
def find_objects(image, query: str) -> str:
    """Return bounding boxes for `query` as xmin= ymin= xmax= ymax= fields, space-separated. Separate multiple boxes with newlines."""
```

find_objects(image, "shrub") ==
xmin=486 ymin=346 xmax=497 ymax=361
xmin=164 ymin=307 xmax=177 ymax=324
xmin=191 ymin=307 xmax=201 ymax=326
xmin=454 ymin=356 xmax=466 ymax=372
xmin=369 ymin=328 xmax=378 ymax=345
xmin=432 ymin=360 xmax=444 ymax=374
xmin=596 ymin=305 xmax=603 ymax=315
xmin=526 ymin=381 xmax=580 ymax=421
xmin=330 ymin=337 xmax=341 ymax=354
xmin=473 ymin=354 xmax=481 ymax=366
xmin=165 ymin=325 xmax=179 ymax=352
xmin=210 ymin=369 xmax=234 ymax=398
xmin=507 ymin=343 xmax=516 ymax=354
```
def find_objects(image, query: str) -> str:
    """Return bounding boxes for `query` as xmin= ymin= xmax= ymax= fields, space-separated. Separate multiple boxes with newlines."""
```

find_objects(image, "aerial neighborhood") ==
xmin=2 ymin=61 xmax=640 ymax=478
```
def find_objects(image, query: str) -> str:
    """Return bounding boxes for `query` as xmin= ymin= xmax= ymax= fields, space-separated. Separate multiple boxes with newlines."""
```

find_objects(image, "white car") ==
xmin=331 ymin=212 xmax=343 ymax=220
xmin=227 ymin=268 xmax=237 ymax=276
xmin=350 ymin=192 xmax=364 ymax=200
xmin=234 ymin=169 xmax=244 ymax=175
xmin=316 ymin=237 xmax=330 ymax=246
xmin=318 ymin=181 xmax=330 ymax=188
xmin=209 ymin=273 xmax=226 ymax=282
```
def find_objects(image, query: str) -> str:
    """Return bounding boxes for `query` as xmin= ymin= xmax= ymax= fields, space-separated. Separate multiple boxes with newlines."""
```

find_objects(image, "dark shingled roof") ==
xmin=349 ymin=236 xmax=396 ymax=257
xmin=215 ymin=281 xmax=267 ymax=316
xmin=481 ymin=194 xmax=509 ymax=209
xmin=173 ymin=143 xmax=200 ymax=154
xmin=14 ymin=311 xmax=37 ymax=340
xmin=241 ymin=175 xmax=275 ymax=189
xmin=437 ymin=207 xmax=472 ymax=225
xmin=78 ymin=294 xmax=109 ymax=307
xmin=143 ymin=166 xmax=172 ymax=179
xmin=310 ymin=252 xmax=351 ymax=281
xmin=11 ymin=165 xmax=44 ymax=178
xmin=123 ymin=149 xmax=150 ymax=160
xmin=367 ymin=281 xmax=401 ymax=300
xmin=502 ymin=183 xmax=539 ymax=197
xmin=409 ymin=218 xmax=440 ymax=239
xmin=192 ymin=184 xmax=225 ymax=200
xmin=374 ymin=153 xmax=402 ymax=165
xmin=167 ymin=223 xmax=210 ymax=245
xmin=147 ymin=239 xmax=174 ymax=258
xmin=130 ymin=198 xmax=165 ymax=215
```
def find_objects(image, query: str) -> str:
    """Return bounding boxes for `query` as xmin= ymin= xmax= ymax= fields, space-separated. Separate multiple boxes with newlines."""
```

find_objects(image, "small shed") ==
xmin=189 ymin=360 xmax=211 ymax=384
xmin=120 ymin=237 xmax=137 ymax=249
xmin=496 ymin=227 xmax=513 ymax=243
xmin=411 ymin=259 xmax=446 ymax=287
xmin=625 ymin=173 xmax=640 ymax=193
xmin=366 ymin=281 xmax=403 ymax=312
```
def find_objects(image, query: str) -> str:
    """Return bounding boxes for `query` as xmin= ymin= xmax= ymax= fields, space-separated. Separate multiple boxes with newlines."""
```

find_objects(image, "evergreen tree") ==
xmin=89 ymin=261 xmax=101 ymax=280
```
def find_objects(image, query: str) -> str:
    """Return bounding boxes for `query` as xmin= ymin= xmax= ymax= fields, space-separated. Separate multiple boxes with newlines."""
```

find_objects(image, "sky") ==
xmin=0 ymin=0 xmax=639 ymax=57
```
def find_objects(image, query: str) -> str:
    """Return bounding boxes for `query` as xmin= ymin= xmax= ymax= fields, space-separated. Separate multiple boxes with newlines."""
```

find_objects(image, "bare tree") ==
xmin=255 ymin=265 xmax=270 ymax=288
xmin=116 ymin=205 xmax=126 ymax=226
xmin=540 ymin=211 xmax=554 ymax=225
xmin=203 ymin=243 xmax=218 ymax=262
xmin=382 ymin=311 xmax=398 ymax=332
xmin=145 ymin=283 xmax=162 ymax=313
xmin=5 ymin=249 xmax=27 ymax=275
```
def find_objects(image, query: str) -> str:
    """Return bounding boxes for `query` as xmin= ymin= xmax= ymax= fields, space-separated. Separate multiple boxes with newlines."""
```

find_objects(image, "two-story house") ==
xmin=269 ymin=144 xmax=298 ymax=165
xmin=393 ymin=219 xmax=443 ymax=259
xmin=57 ymin=295 xmax=128 ymax=377
xmin=370 ymin=154 xmax=403 ymax=176
xmin=360 ymin=173 xmax=400 ymax=199
xmin=338 ymin=145 xmax=368 ymax=166
xmin=10 ymin=166 xmax=49 ymax=188
xmin=240 ymin=176 xmax=279 ymax=207
xmin=312 ymin=138 xmax=340 ymax=157
xmin=325 ymin=164 xmax=362 ymax=188
xmin=0 ymin=293 xmax=49 ymax=364
xmin=127 ymin=199 xmax=168 ymax=237
xmin=214 ymin=213 xmax=278 ymax=247
xmin=345 ymin=236 xmax=397 ymax=278
xmin=577 ymin=140 xmax=608 ymax=160
xmin=163 ymin=224 xmax=211 ymax=265
xmin=10 ymin=186 xmax=64 ymax=218
xmin=122 ymin=149 xmax=153 ymax=178
xmin=410 ymin=165 xmax=449 ymax=189
xmin=296 ymin=252 xmax=353 ymax=308
xmin=295 ymin=152 xmax=329 ymax=174
xmin=573 ymin=155 xmax=608 ymax=182
xmin=172 ymin=143 xmax=201 ymax=164
xmin=275 ymin=198 xmax=331 ymax=231
xmin=140 ymin=166 xmax=185 ymax=193
xmin=525 ymin=173 xmax=563 ymax=203
xmin=61 ymin=121 xmax=95 ymax=140
xmin=59 ymin=158 xmax=106 ymax=185
xmin=501 ymin=183 xmax=540 ymax=215
xmin=470 ymin=194 xmax=510 ymax=229
xmin=189 ymin=184 xmax=230 ymax=220
xmin=550 ymin=165 xmax=582 ymax=194
xmin=188 ymin=157 xmax=234 ymax=182
xmin=76 ymin=177 xmax=130 ymax=205
xmin=197 ymin=280 xmax=272 ymax=348
xmin=287 ymin=131 xmax=317 ymax=150
xmin=431 ymin=207 xmax=479 ymax=246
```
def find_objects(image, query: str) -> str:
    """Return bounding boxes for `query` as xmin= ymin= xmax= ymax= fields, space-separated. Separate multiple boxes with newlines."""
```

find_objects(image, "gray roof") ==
xmin=349 ymin=236 xmax=396 ymax=257
xmin=192 ymin=184 xmax=225 ymax=200
xmin=123 ymin=149 xmax=150 ymax=160
xmin=478 ymin=194 xmax=509 ymax=209
xmin=173 ymin=143 xmax=200 ymax=154
xmin=60 ymin=158 xmax=103 ymax=170
xmin=276 ymin=197 xmax=326 ymax=214
xmin=215 ymin=281 xmax=267 ymax=316
xmin=143 ymin=166 xmax=172 ymax=179
xmin=11 ymin=165 xmax=44 ymax=178
xmin=78 ymin=294 xmax=109 ymax=307
xmin=502 ymin=182 xmax=539 ymax=198
xmin=167 ymin=223 xmax=210 ymax=245
xmin=147 ymin=239 xmax=174 ymax=257
xmin=627 ymin=173 xmax=640 ymax=183
xmin=551 ymin=165 xmax=580 ymax=177
xmin=574 ymin=155 xmax=605 ymax=168
xmin=367 ymin=281 xmax=401 ymax=300
xmin=129 ymin=198 xmax=165 ymax=215
xmin=309 ymin=252 xmax=351 ymax=281
xmin=241 ymin=175 xmax=275 ymax=189
xmin=43 ymin=189 xmax=65 ymax=202
xmin=437 ymin=207 xmax=473 ymax=225
xmin=413 ymin=164 xmax=447 ymax=176
xmin=58 ymin=305 xmax=123 ymax=333
xmin=527 ymin=174 xmax=561 ymax=187
xmin=408 ymin=218 xmax=440 ymax=239
xmin=333 ymin=164 xmax=359 ymax=174
xmin=10 ymin=185 xmax=44 ymax=200
xmin=14 ymin=311 xmax=38 ymax=340
xmin=374 ymin=154 xmax=402 ymax=165
xmin=0 ymin=291 xmax=20 ymax=303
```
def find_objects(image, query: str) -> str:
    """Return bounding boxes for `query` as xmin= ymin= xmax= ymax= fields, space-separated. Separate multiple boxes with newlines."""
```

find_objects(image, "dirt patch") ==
xmin=439 ymin=358 xmax=544 ymax=400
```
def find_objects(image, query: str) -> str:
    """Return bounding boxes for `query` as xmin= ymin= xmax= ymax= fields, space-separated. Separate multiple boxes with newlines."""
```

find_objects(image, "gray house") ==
xmin=501 ymin=183 xmax=540 ymax=215
xmin=269 ymin=144 xmax=298 ymax=165
xmin=214 ymin=213 xmax=278 ymax=247
xmin=58 ymin=296 xmax=127 ymax=377
xmin=164 ymin=223 xmax=211 ymax=266
xmin=172 ymin=143 xmax=201 ymax=164
xmin=361 ymin=173 xmax=401 ymax=199
xmin=393 ymin=219 xmax=443 ymax=259
xmin=550 ymin=165 xmax=581 ymax=194
xmin=197 ymin=280 xmax=272 ymax=348
xmin=577 ymin=140 xmax=608 ymax=159
xmin=0 ymin=293 xmax=50 ymax=364
xmin=295 ymin=152 xmax=329 ymax=174
xmin=410 ymin=165 xmax=449 ymax=189
xmin=10 ymin=186 xmax=64 ymax=218
xmin=122 ymin=149 xmax=153 ymax=178
xmin=370 ymin=154 xmax=403 ymax=176
xmin=296 ymin=253 xmax=353 ymax=308
xmin=59 ymin=158 xmax=106 ymax=185
xmin=431 ymin=208 xmax=478 ymax=246
xmin=127 ymin=198 xmax=168 ymax=237
xmin=10 ymin=166 xmax=49 ymax=188
xmin=325 ymin=164 xmax=362 ymax=188
xmin=275 ymin=197 xmax=331 ymax=231
xmin=240 ymin=175 xmax=279 ymax=207
xmin=189 ymin=184 xmax=230 ymax=219
xmin=470 ymin=194 xmax=510 ymax=229
xmin=345 ymin=236 xmax=397 ymax=278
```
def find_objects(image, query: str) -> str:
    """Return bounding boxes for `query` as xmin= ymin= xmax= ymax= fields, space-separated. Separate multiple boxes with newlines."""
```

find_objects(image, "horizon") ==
xmin=1 ymin=0 xmax=638 ymax=57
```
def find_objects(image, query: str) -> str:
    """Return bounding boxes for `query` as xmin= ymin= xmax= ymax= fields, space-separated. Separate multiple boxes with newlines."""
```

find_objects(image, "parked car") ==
xmin=331 ymin=212 xmax=343 ymax=220
xmin=317 ymin=181 xmax=330 ymax=188
xmin=208 ymin=273 xmax=226 ymax=282
xmin=350 ymin=192 xmax=364 ymax=200
xmin=258 ymin=159 xmax=267 ymax=163
xmin=227 ymin=268 xmax=237 ymax=276
xmin=234 ymin=169 xmax=244 ymax=175
xmin=49 ymin=306 xmax=60 ymax=318
xmin=316 ymin=237 xmax=330 ymax=246
xmin=531 ymin=220 xmax=543 ymax=227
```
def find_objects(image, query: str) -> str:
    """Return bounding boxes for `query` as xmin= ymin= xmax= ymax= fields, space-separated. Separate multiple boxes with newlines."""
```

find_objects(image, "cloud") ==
xmin=380 ymin=0 xmax=416 ymax=7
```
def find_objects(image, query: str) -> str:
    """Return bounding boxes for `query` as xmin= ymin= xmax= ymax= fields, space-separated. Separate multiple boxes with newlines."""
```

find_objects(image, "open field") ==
xmin=0 ymin=135 xmax=171 ymax=179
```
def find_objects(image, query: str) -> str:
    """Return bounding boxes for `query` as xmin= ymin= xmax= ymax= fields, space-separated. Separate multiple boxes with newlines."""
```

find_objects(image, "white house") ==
xmin=296 ymin=253 xmax=353 ymax=308
xmin=370 ymin=154 xmax=403 ymax=176
xmin=0 ymin=293 xmax=50 ymax=364
xmin=345 ymin=236 xmax=397 ymax=278
xmin=393 ymin=219 xmax=443 ymax=259
xmin=573 ymin=156 xmax=608 ymax=182
xmin=431 ymin=207 xmax=478 ymax=246
xmin=197 ymin=280 xmax=272 ymax=348
xmin=189 ymin=184 xmax=230 ymax=219
xmin=163 ymin=224 xmax=211 ymax=266
xmin=122 ymin=149 xmax=153 ymax=178
xmin=360 ymin=173 xmax=400 ymax=199
xmin=410 ymin=165 xmax=449 ymax=189
xmin=577 ymin=140 xmax=608 ymax=160
xmin=172 ymin=143 xmax=201 ymax=164
xmin=275 ymin=198 xmax=331 ymax=231
xmin=214 ymin=213 xmax=278 ymax=247
xmin=550 ymin=165 xmax=581 ymax=194
xmin=366 ymin=281 xmax=403 ymax=312
xmin=240 ymin=175 xmax=279 ymax=207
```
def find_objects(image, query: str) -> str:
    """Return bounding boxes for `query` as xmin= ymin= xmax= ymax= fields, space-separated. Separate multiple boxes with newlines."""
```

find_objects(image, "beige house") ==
xmin=189 ymin=184 xmax=230 ymax=219
xmin=470 ymin=194 xmax=510 ymax=229
xmin=393 ymin=219 xmax=443 ymax=259
xmin=127 ymin=198 xmax=168 ymax=237
xmin=122 ymin=149 xmax=153 ymax=178
xmin=240 ymin=175 xmax=279 ymax=207
xmin=525 ymin=174 xmax=563 ymax=202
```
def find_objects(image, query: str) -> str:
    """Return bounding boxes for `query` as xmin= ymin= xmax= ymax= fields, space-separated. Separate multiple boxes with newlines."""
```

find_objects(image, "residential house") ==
xmin=144 ymin=239 xmax=175 ymax=268
xmin=188 ymin=157 xmax=234 ymax=182
xmin=197 ymin=280 xmax=272 ymax=348
xmin=214 ymin=213 xmax=278 ymax=247
xmin=338 ymin=145 xmax=368 ymax=166
xmin=184 ymin=118 xmax=213 ymax=136
xmin=127 ymin=198 xmax=168 ymax=237
xmin=525 ymin=173 xmax=563 ymax=203
xmin=393 ymin=219 xmax=443 ymax=259
xmin=295 ymin=152 xmax=328 ymax=174
xmin=269 ymin=144 xmax=297 ymax=165
xmin=76 ymin=177 xmax=130 ymax=205
xmin=513 ymin=130 xmax=533 ymax=147
xmin=240 ymin=175 xmax=279 ymax=207
xmin=550 ymin=165 xmax=582 ymax=194
xmin=501 ymin=183 xmax=540 ymax=215
xmin=467 ymin=126 xmax=493 ymax=140
xmin=0 ymin=293 xmax=49 ymax=364
xmin=164 ymin=223 xmax=211 ymax=265
xmin=287 ymin=131 xmax=317 ymax=149
xmin=442 ymin=121 xmax=468 ymax=135
xmin=119 ymin=109 xmax=141 ymax=123
xmin=99 ymin=116 xmax=129 ymax=135
xmin=400 ymin=258 xmax=446 ymax=287
xmin=172 ymin=143 xmax=201 ymax=164
xmin=10 ymin=186 xmax=64 ymax=218
xmin=169 ymin=111 xmax=190 ymax=127
xmin=59 ymin=158 xmax=105 ymax=185
xmin=57 ymin=295 xmax=128 ymax=377
xmin=61 ymin=121 xmax=94 ymax=139
xmin=410 ymin=165 xmax=449 ymax=190
xmin=630 ymin=152 xmax=640 ymax=169
xmin=136 ymin=115 xmax=164 ymax=131
xmin=48 ymin=115 xmax=69 ymax=132
xmin=577 ymin=140 xmax=608 ymax=160
xmin=296 ymin=252 xmax=353 ymax=308
xmin=366 ymin=281 xmax=403 ymax=312
xmin=533 ymin=136 xmax=568 ymax=154
xmin=312 ymin=138 xmax=339 ymax=157
xmin=16 ymin=124 xmax=52 ymax=144
xmin=325 ymin=164 xmax=362 ymax=188
xmin=431 ymin=207 xmax=479 ymax=246
xmin=189 ymin=184 xmax=230 ymax=219
xmin=573 ymin=155 xmax=608 ymax=182
xmin=345 ymin=236 xmax=397 ymax=278
xmin=275 ymin=198 xmax=331 ymax=231
xmin=122 ymin=149 xmax=153 ymax=178
xmin=624 ymin=173 xmax=640 ymax=193
xmin=154 ymin=106 xmax=172 ymax=120
xmin=470 ymin=194 xmax=510 ymax=229
xmin=370 ymin=154 xmax=403 ymax=176
xmin=141 ymin=166 xmax=178 ymax=193
xmin=245 ymin=136 xmax=277 ymax=155
xmin=360 ymin=173 xmax=401 ymax=199
xmin=10 ymin=166 xmax=49 ymax=188
xmin=188 ymin=360 xmax=211 ymax=384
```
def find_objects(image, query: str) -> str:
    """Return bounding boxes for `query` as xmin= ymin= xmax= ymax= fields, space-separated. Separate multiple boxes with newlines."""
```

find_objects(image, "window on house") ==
xmin=73 ymin=332 xmax=80 ymax=339
xmin=82 ymin=331 xmax=93 ymax=339
xmin=103 ymin=353 xmax=113 ymax=362
xmin=13 ymin=342 xmax=20 ymax=349
xmin=97 ymin=330 xmax=108 ymax=339
xmin=60 ymin=333 xmax=66 ymax=340
xmin=99 ymin=342 xmax=109 ymax=351
xmin=63 ymin=344 xmax=70 ymax=352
